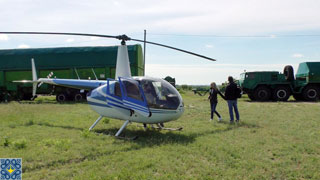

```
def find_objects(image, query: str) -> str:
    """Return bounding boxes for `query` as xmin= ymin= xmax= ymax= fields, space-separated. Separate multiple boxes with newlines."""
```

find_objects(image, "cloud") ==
xmin=0 ymin=34 xmax=9 ymax=41
xmin=292 ymin=53 xmax=304 ymax=58
xmin=66 ymin=38 xmax=75 ymax=43
xmin=90 ymin=37 xmax=101 ymax=40
xmin=1 ymin=0 xmax=320 ymax=35
xmin=17 ymin=44 xmax=30 ymax=48
xmin=205 ymin=44 xmax=214 ymax=48
xmin=269 ymin=35 xmax=277 ymax=38
xmin=113 ymin=1 xmax=120 ymax=6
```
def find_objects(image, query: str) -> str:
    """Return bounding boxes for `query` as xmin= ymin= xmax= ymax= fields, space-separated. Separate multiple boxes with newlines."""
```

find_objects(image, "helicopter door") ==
xmin=118 ymin=77 xmax=150 ymax=117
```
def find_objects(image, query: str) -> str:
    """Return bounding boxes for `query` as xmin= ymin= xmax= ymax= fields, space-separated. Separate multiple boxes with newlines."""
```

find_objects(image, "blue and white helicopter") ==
xmin=0 ymin=32 xmax=215 ymax=138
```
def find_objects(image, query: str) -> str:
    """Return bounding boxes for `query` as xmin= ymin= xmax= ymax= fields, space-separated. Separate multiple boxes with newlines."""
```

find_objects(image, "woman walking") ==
xmin=208 ymin=82 xmax=225 ymax=121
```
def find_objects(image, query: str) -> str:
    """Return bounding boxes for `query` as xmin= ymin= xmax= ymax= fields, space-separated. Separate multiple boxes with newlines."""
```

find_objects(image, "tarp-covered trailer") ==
xmin=0 ymin=44 xmax=144 ymax=102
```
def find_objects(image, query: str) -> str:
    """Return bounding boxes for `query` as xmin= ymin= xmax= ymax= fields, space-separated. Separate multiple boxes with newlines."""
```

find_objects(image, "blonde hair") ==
xmin=210 ymin=82 xmax=217 ymax=90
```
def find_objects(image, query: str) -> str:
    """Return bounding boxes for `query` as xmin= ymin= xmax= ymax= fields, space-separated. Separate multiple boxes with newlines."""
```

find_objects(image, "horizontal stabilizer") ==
xmin=38 ymin=78 xmax=107 ymax=90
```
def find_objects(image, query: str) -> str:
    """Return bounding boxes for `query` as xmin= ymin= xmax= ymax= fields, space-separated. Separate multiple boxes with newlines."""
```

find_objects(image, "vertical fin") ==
xmin=32 ymin=58 xmax=37 ymax=81
xmin=31 ymin=58 xmax=38 ymax=97
xmin=115 ymin=45 xmax=131 ymax=79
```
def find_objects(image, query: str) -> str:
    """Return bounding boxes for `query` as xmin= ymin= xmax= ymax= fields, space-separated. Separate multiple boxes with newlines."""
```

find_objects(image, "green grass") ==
xmin=0 ymin=93 xmax=320 ymax=179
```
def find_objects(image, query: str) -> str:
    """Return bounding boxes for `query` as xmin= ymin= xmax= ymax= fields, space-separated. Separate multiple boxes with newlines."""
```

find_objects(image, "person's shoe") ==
xmin=218 ymin=117 xmax=222 ymax=122
xmin=230 ymin=120 xmax=234 ymax=124
xmin=236 ymin=119 xmax=240 ymax=123
xmin=210 ymin=118 xmax=213 ymax=121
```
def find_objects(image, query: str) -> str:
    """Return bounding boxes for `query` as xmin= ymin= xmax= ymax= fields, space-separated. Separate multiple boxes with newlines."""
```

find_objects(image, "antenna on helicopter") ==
xmin=0 ymin=31 xmax=216 ymax=61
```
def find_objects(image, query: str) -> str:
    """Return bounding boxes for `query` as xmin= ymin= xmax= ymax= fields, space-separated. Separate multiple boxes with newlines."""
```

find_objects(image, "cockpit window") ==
xmin=109 ymin=81 xmax=122 ymax=97
xmin=141 ymin=79 xmax=180 ymax=110
xmin=123 ymin=80 xmax=144 ymax=101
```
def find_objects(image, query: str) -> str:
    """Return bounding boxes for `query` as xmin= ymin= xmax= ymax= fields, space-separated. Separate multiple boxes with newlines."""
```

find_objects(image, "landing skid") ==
xmin=138 ymin=124 xmax=183 ymax=131
xmin=115 ymin=135 xmax=139 ymax=141
xmin=152 ymin=126 xmax=183 ymax=131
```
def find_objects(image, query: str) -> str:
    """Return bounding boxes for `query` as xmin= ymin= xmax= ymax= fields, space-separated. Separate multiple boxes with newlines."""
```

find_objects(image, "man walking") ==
xmin=224 ymin=76 xmax=240 ymax=123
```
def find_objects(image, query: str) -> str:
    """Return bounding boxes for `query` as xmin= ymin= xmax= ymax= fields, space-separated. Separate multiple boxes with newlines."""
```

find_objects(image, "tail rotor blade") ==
xmin=38 ymin=82 xmax=44 ymax=88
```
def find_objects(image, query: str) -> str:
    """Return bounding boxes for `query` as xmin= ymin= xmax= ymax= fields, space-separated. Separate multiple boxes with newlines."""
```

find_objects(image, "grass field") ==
xmin=1 ymin=92 xmax=320 ymax=179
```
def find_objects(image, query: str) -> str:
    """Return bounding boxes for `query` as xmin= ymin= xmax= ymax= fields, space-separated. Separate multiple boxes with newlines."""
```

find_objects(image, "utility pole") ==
xmin=143 ymin=29 xmax=146 ymax=76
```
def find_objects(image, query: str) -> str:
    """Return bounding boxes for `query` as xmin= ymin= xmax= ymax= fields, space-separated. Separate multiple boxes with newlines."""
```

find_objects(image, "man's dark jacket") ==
xmin=225 ymin=82 xmax=238 ymax=100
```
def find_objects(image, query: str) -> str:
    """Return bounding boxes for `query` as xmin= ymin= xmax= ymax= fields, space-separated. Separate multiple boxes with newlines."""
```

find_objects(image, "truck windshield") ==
xmin=240 ymin=73 xmax=245 ymax=80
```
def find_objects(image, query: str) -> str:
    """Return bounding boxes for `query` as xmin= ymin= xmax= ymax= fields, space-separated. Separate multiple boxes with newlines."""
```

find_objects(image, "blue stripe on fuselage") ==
xmin=88 ymin=101 xmax=112 ymax=108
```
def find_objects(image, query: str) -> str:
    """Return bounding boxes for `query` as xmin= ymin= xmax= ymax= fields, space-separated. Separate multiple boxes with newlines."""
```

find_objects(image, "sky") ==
xmin=0 ymin=0 xmax=320 ymax=84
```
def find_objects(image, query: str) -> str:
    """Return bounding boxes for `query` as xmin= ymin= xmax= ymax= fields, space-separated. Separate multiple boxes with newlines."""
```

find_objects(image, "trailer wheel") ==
xmin=302 ymin=85 xmax=320 ymax=101
xmin=254 ymin=86 xmax=271 ymax=101
xmin=74 ymin=93 xmax=83 ymax=102
xmin=273 ymin=86 xmax=291 ymax=101
xmin=56 ymin=93 xmax=67 ymax=102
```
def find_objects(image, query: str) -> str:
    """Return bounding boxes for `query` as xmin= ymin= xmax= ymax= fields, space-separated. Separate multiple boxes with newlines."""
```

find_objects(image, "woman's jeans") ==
xmin=227 ymin=100 xmax=240 ymax=122
xmin=210 ymin=102 xmax=221 ymax=119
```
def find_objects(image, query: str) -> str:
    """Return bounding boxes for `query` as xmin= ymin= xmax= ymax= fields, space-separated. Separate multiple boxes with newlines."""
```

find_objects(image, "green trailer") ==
xmin=0 ymin=44 xmax=144 ymax=102
xmin=239 ymin=62 xmax=320 ymax=101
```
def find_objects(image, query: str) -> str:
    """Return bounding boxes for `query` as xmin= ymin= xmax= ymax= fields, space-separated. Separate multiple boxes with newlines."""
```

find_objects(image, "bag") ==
xmin=236 ymin=87 xmax=242 ymax=98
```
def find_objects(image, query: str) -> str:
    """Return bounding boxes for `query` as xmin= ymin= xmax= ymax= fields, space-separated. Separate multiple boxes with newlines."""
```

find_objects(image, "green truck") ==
xmin=0 ymin=44 xmax=144 ymax=102
xmin=239 ymin=62 xmax=320 ymax=101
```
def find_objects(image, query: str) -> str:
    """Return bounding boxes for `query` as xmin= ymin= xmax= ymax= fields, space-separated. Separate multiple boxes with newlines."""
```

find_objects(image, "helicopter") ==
xmin=0 ymin=32 xmax=215 ymax=138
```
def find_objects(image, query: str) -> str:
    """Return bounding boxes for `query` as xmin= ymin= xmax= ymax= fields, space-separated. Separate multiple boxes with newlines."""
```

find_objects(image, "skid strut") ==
xmin=89 ymin=115 xmax=103 ymax=131
xmin=115 ymin=120 xmax=130 ymax=137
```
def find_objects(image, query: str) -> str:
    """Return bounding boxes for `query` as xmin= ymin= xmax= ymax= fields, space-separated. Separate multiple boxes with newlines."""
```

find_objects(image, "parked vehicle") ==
xmin=239 ymin=62 xmax=320 ymax=101
xmin=164 ymin=76 xmax=176 ymax=87
xmin=0 ymin=45 xmax=144 ymax=102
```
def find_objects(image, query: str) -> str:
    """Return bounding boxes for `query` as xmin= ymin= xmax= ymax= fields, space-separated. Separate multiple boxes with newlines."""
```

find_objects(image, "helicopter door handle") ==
xmin=130 ymin=109 xmax=134 ymax=116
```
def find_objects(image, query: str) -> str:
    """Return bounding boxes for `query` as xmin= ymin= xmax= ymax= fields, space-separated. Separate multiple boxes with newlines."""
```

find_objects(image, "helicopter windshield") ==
xmin=139 ymin=77 xmax=181 ymax=110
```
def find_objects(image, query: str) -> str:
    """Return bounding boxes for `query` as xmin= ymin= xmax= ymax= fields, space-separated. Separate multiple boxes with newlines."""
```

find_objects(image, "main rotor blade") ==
xmin=0 ymin=32 xmax=123 ymax=40
xmin=131 ymin=38 xmax=216 ymax=61
xmin=0 ymin=31 xmax=215 ymax=61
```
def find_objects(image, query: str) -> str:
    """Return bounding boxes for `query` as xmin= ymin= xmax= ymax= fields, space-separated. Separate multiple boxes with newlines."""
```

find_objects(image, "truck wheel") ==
xmin=302 ymin=85 xmax=320 ymax=101
xmin=283 ymin=65 xmax=294 ymax=81
xmin=74 ymin=93 xmax=83 ymax=102
xmin=273 ymin=86 xmax=291 ymax=101
xmin=293 ymin=93 xmax=303 ymax=101
xmin=254 ymin=86 xmax=271 ymax=101
xmin=56 ymin=93 xmax=67 ymax=102
xmin=248 ymin=93 xmax=256 ymax=101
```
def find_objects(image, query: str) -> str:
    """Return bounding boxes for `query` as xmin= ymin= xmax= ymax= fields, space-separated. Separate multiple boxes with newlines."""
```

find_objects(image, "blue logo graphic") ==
xmin=0 ymin=159 xmax=22 ymax=180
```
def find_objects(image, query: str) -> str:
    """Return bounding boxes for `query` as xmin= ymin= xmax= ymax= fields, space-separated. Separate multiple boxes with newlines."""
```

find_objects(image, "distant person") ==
xmin=208 ymin=82 xmax=225 ymax=122
xmin=224 ymin=76 xmax=240 ymax=123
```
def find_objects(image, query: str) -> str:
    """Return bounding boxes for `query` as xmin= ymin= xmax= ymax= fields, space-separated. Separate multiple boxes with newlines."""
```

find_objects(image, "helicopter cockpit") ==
xmin=138 ymin=77 xmax=181 ymax=110
xmin=107 ymin=77 xmax=182 ymax=111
